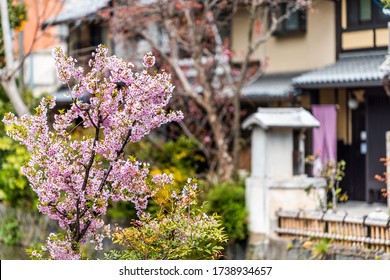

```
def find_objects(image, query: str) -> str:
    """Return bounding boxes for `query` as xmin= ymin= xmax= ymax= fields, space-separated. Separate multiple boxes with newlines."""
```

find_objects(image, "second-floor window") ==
xmin=274 ymin=3 xmax=307 ymax=36
xmin=347 ymin=0 xmax=390 ymax=30
xmin=274 ymin=3 xmax=306 ymax=36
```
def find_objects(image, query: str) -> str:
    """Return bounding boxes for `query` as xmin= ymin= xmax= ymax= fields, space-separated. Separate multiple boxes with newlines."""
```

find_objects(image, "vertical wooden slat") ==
xmin=276 ymin=213 xmax=390 ymax=252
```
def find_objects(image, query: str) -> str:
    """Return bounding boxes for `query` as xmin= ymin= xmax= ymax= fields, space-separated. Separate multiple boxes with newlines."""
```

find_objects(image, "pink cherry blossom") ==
xmin=142 ymin=52 xmax=156 ymax=68
xmin=3 ymin=45 xmax=184 ymax=259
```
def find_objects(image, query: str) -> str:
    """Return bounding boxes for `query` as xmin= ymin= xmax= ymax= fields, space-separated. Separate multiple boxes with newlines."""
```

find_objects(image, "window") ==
xmin=347 ymin=0 xmax=390 ymax=29
xmin=359 ymin=0 xmax=372 ymax=22
xmin=273 ymin=3 xmax=307 ymax=36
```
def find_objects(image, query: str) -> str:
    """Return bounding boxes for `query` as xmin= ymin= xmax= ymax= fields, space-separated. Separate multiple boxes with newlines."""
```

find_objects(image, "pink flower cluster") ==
xmin=3 ymin=45 xmax=183 ymax=259
xmin=142 ymin=52 xmax=156 ymax=68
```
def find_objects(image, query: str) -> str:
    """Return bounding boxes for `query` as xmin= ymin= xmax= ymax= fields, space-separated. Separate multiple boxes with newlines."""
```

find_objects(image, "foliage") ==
xmin=125 ymin=135 xmax=206 ymax=185
xmin=0 ymin=86 xmax=36 ymax=207
xmin=26 ymin=242 xmax=46 ymax=260
xmin=149 ymin=136 xmax=206 ymax=179
xmin=311 ymin=238 xmax=331 ymax=260
xmin=105 ymin=179 xmax=227 ymax=260
xmin=0 ymin=137 xmax=33 ymax=206
xmin=206 ymin=180 xmax=248 ymax=242
xmin=290 ymin=238 xmax=331 ymax=260
xmin=305 ymin=155 xmax=348 ymax=213
xmin=0 ymin=0 xmax=26 ymax=67
xmin=0 ymin=215 xmax=22 ymax=246
xmin=381 ymin=0 xmax=390 ymax=8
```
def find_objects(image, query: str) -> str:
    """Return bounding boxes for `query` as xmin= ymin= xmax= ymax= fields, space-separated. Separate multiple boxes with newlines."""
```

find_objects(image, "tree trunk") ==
xmin=0 ymin=0 xmax=30 ymax=116
xmin=1 ymin=79 xmax=29 ymax=116
xmin=208 ymin=107 xmax=234 ymax=182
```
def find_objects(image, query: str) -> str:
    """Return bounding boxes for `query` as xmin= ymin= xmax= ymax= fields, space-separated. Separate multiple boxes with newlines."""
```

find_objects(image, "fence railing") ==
xmin=275 ymin=210 xmax=390 ymax=252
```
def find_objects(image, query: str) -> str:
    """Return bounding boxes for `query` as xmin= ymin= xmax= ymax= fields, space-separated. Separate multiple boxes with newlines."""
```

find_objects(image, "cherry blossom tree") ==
xmin=3 ymin=45 xmax=191 ymax=259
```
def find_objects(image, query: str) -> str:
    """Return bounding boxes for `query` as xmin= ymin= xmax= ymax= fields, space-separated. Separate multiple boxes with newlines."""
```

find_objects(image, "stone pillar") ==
xmin=246 ymin=127 xmax=268 ymax=234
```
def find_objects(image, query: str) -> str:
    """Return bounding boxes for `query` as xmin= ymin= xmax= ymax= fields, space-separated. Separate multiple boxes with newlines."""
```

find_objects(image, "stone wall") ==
xmin=0 ymin=203 xmax=59 ymax=259
xmin=247 ymin=233 xmax=390 ymax=260
xmin=0 ymin=203 xmax=58 ymax=247
xmin=0 ymin=203 xmax=128 ymax=260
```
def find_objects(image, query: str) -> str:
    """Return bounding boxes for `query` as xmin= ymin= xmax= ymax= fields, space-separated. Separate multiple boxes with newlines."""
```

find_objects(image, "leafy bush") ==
xmin=105 ymin=179 xmax=227 ymax=260
xmin=206 ymin=180 xmax=248 ymax=242
xmin=305 ymin=155 xmax=348 ymax=212
xmin=0 ymin=137 xmax=35 ymax=207
xmin=126 ymin=135 xmax=206 ymax=182
xmin=0 ymin=216 xmax=22 ymax=246
xmin=0 ymin=86 xmax=36 ymax=207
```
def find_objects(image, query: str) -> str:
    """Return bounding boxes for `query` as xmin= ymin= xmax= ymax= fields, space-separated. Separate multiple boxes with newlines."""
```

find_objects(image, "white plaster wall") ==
xmin=246 ymin=176 xmax=267 ymax=234
xmin=246 ymin=175 xmax=326 ymax=236
xmin=231 ymin=1 xmax=336 ymax=73
xmin=251 ymin=128 xmax=267 ymax=177
xmin=266 ymin=128 xmax=293 ymax=179
xmin=267 ymin=177 xmax=326 ymax=235
xmin=24 ymin=49 xmax=64 ymax=97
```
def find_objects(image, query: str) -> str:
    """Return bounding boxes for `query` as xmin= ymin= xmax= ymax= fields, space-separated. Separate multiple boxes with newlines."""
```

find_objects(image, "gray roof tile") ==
xmin=242 ymin=107 xmax=320 ymax=130
xmin=44 ymin=0 xmax=110 ymax=27
xmin=241 ymin=73 xmax=299 ymax=101
xmin=292 ymin=51 xmax=387 ymax=88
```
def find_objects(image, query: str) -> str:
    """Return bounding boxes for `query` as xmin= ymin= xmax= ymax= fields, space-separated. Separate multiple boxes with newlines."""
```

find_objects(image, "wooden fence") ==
xmin=275 ymin=210 xmax=390 ymax=252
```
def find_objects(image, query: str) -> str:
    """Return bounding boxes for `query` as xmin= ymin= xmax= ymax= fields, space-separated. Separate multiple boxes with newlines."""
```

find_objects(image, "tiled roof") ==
xmin=292 ymin=51 xmax=387 ymax=88
xmin=241 ymin=73 xmax=299 ymax=101
xmin=43 ymin=0 xmax=110 ymax=27
xmin=242 ymin=107 xmax=320 ymax=130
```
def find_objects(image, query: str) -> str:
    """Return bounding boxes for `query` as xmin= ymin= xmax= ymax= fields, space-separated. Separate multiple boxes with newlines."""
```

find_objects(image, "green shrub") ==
xmin=0 ymin=88 xmax=36 ymax=207
xmin=0 ymin=137 xmax=35 ymax=207
xmin=105 ymin=180 xmax=227 ymax=260
xmin=206 ymin=180 xmax=248 ymax=242
xmin=0 ymin=216 xmax=22 ymax=246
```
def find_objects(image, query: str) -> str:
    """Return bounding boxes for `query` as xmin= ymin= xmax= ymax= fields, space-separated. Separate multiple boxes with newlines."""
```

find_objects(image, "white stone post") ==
xmin=246 ymin=127 xmax=268 ymax=234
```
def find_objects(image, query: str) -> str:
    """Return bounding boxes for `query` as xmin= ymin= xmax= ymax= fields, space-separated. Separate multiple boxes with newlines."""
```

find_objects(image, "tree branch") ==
xmin=178 ymin=121 xmax=211 ymax=162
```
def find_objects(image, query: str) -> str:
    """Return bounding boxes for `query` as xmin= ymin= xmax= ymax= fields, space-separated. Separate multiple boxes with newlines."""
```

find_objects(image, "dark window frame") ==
xmin=346 ymin=0 xmax=390 ymax=31
xmin=272 ymin=3 xmax=307 ymax=37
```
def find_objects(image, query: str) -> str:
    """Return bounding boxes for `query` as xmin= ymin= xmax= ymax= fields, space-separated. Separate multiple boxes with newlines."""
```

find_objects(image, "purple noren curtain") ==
xmin=312 ymin=105 xmax=337 ymax=165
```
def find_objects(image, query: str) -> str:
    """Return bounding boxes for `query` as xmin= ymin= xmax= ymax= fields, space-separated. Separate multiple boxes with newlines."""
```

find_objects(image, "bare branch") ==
xmin=178 ymin=120 xmax=211 ymax=162
xmin=8 ymin=1 xmax=64 ymax=79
